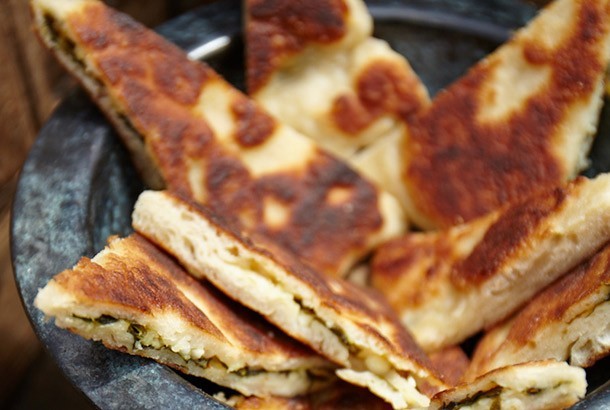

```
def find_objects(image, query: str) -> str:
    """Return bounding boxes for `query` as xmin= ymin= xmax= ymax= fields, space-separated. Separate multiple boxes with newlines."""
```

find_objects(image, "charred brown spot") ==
xmin=231 ymin=95 xmax=276 ymax=147
xmin=358 ymin=61 xmax=427 ymax=121
xmin=204 ymin=147 xmax=263 ymax=229
xmin=372 ymin=236 xmax=434 ymax=281
xmin=71 ymin=4 xmax=144 ymax=51
xmin=97 ymin=53 xmax=146 ymax=85
xmin=405 ymin=0 xmax=608 ymax=227
xmin=451 ymin=184 xmax=568 ymax=287
xmin=371 ymin=233 xmax=452 ymax=309
xmin=331 ymin=95 xmax=375 ymax=135
xmin=245 ymin=0 xmax=348 ymax=93
xmin=507 ymin=241 xmax=610 ymax=346
xmin=332 ymin=60 xmax=427 ymax=134
xmin=151 ymin=46 xmax=209 ymax=105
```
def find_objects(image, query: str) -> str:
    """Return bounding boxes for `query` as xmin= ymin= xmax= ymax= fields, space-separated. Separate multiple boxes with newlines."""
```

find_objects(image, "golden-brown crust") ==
xmin=72 ymin=6 xmax=211 ymax=104
xmin=450 ymin=182 xmax=571 ymax=288
xmin=66 ymin=2 xmax=387 ymax=277
xmin=370 ymin=221 xmax=479 ymax=311
xmin=331 ymin=60 xmax=428 ymax=134
xmin=245 ymin=0 xmax=349 ymax=93
xmin=54 ymin=234 xmax=320 ymax=359
xmin=404 ymin=0 xmax=609 ymax=227
xmin=372 ymin=178 xmax=581 ymax=308
xmin=54 ymin=235 xmax=222 ymax=337
xmin=232 ymin=95 xmax=277 ymax=148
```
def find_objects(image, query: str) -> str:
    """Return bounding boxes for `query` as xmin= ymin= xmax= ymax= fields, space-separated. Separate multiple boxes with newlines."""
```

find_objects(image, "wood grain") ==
xmin=0 ymin=178 xmax=41 ymax=406
xmin=0 ymin=1 xmax=38 ymax=188
xmin=9 ymin=0 xmax=73 ymax=126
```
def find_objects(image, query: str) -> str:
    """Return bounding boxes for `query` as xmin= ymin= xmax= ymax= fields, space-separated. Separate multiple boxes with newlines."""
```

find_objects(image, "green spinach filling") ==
xmin=72 ymin=314 xmax=321 ymax=379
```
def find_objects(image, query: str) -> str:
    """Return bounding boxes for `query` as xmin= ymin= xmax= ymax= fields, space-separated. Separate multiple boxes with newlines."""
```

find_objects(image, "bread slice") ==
xmin=30 ymin=0 xmax=405 ymax=277
xmin=35 ymin=234 xmax=334 ymax=397
xmin=401 ymin=0 xmax=610 ymax=229
xmin=429 ymin=360 xmax=586 ymax=410
xmin=371 ymin=174 xmax=610 ymax=351
xmin=245 ymin=0 xmax=429 ymax=160
xmin=466 ymin=241 xmax=610 ymax=380
xmin=132 ymin=190 xmax=447 ymax=409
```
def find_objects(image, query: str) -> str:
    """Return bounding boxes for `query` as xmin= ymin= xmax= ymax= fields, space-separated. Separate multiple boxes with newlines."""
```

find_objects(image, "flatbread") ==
xmin=132 ymin=190 xmax=447 ymax=409
xmin=466 ymin=241 xmax=610 ymax=380
xmin=245 ymin=0 xmax=430 ymax=160
xmin=35 ymin=234 xmax=334 ymax=397
xmin=31 ymin=0 xmax=405 ymax=277
xmin=371 ymin=174 xmax=610 ymax=351
xmin=401 ymin=0 xmax=610 ymax=229
xmin=429 ymin=360 xmax=586 ymax=410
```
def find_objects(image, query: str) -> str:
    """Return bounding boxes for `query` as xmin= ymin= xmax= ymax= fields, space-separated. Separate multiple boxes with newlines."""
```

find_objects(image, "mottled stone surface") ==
xmin=10 ymin=0 xmax=610 ymax=408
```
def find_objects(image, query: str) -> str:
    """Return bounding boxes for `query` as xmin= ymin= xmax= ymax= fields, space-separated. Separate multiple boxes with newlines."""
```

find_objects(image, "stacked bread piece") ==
xmin=30 ymin=0 xmax=610 ymax=408
xmin=244 ymin=0 xmax=430 ymax=161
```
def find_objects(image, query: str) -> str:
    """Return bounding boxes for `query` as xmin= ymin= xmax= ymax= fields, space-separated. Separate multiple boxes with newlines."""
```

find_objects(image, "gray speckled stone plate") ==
xmin=11 ymin=0 xmax=610 ymax=408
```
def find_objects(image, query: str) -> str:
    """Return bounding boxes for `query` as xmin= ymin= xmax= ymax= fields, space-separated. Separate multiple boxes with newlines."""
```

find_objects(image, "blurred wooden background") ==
xmin=0 ymin=1 xmax=211 ymax=407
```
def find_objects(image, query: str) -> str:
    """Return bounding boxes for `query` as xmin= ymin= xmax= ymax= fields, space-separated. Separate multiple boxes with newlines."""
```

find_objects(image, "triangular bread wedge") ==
xmin=132 ymin=190 xmax=447 ymax=409
xmin=429 ymin=360 xmax=586 ymax=410
xmin=466 ymin=241 xmax=610 ymax=380
xmin=35 ymin=234 xmax=334 ymax=397
xmin=371 ymin=174 xmax=610 ymax=351
xmin=30 ymin=0 xmax=405 ymax=277
xmin=245 ymin=0 xmax=429 ymax=159
xmin=400 ymin=0 xmax=610 ymax=229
